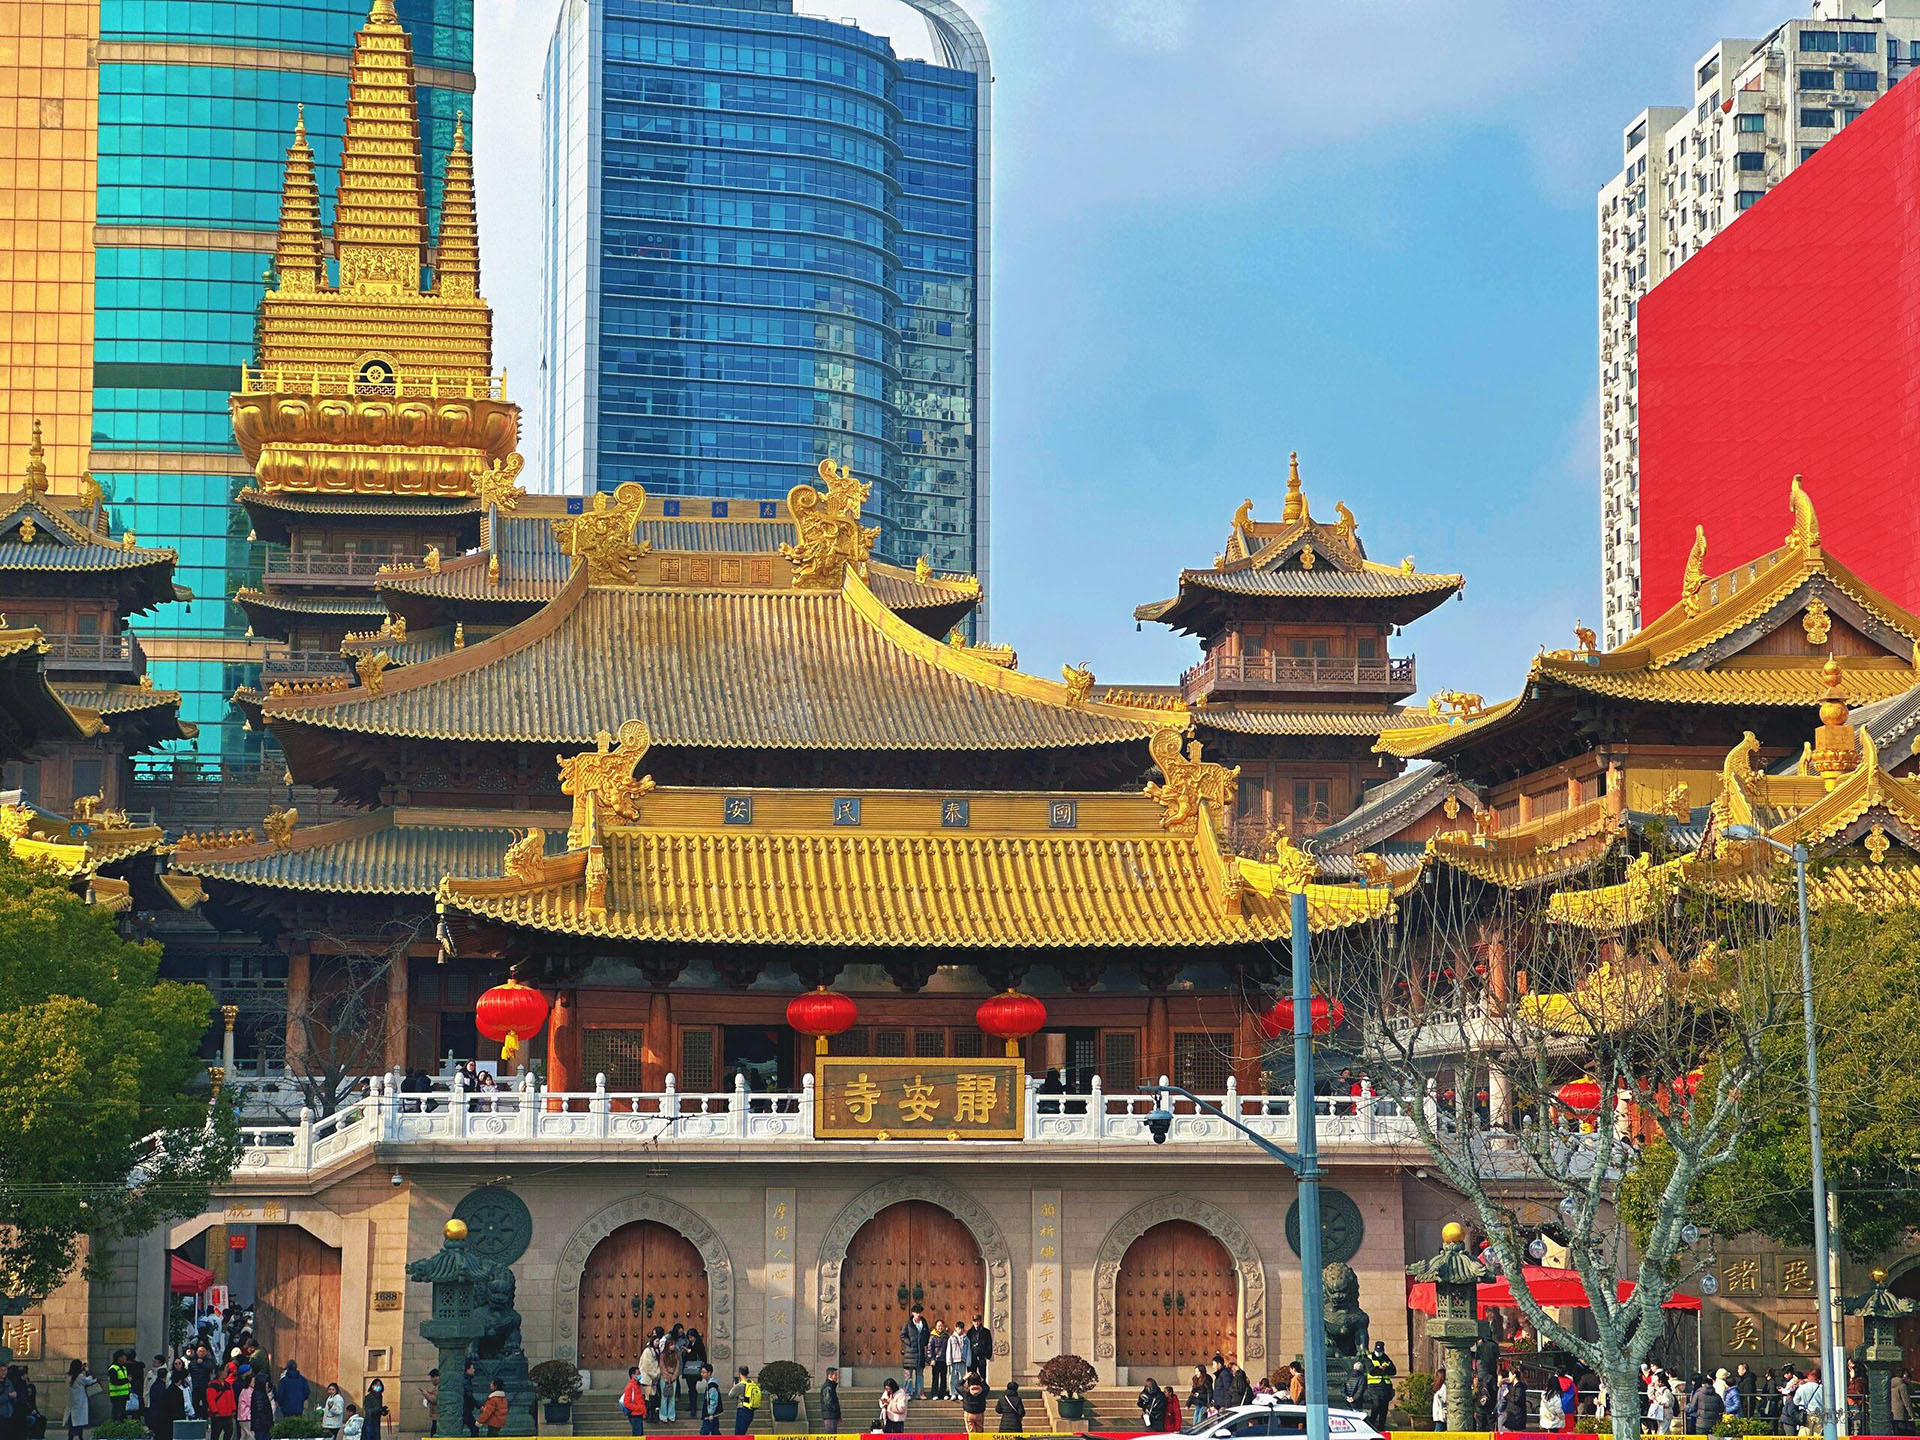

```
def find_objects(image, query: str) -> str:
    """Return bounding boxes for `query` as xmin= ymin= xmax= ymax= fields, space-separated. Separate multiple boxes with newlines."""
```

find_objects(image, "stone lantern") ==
xmin=1408 ymin=1222 xmax=1490 ymax=1431
xmin=407 ymin=1218 xmax=535 ymax=1436
xmin=1845 ymin=1267 xmax=1915 ymax=1436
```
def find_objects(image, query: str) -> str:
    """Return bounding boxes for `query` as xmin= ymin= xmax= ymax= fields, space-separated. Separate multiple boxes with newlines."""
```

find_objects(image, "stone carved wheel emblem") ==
xmin=1285 ymin=1187 xmax=1365 ymax=1265
xmin=453 ymin=1185 xmax=534 ymax=1266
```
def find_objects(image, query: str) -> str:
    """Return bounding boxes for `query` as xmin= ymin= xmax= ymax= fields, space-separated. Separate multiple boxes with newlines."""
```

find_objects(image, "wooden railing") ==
xmin=41 ymin=631 xmax=143 ymax=675
xmin=1182 ymin=652 xmax=1414 ymax=701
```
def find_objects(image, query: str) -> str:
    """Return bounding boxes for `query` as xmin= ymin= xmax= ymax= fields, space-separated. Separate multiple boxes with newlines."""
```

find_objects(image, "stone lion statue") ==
xmin=1323 ymin=1261 xmax=1371 ymax=1358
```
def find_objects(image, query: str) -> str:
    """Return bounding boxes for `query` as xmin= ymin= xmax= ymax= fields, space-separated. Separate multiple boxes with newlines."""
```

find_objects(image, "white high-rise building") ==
xmin=1597 ymin=1 xmax=1920 ymax=647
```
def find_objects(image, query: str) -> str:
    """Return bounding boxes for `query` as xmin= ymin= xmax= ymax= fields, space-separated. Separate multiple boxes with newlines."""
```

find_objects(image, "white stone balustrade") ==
xmin=228 ymin=1071 xmax=1426 ymax=1178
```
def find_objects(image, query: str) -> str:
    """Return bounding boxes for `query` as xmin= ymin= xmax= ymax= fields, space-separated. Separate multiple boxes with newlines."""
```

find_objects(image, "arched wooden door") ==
xmin=1116 ymin=1220 xmax=1236 ymax=1369
xmin=579 ymin=1222 xmax=709 ymax=1370
xmin=841 ymin=1201 xmax=984 ymax=1368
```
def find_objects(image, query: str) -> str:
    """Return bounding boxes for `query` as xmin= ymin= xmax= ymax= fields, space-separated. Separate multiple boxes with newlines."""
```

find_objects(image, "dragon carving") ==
xmin=781 ymin=458 xmax=878 ymax=587
xmin=1144 ymin=728 xmax=1239 ymax=832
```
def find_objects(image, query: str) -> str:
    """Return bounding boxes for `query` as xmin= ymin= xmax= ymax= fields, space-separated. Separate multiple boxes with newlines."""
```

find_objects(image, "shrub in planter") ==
xmin=758 ymin=1361 xmax=811 ymax=1421
xmin=1038 ymin=1354 xmax=1098 ymax=1420
xmin=1398 ymin=1372 xmax=1437 ymax=1423
xmin=96 ymin=1423 xmax=149 ymax=1439
xmin=1715 ymin=1421 xmax=1776 ymax=1438
xmin=530 ymin=1358 xmax=584 ymax=1421
xmin=272 ymin=1418 xmax=326 ymax=1439
xmin=1573 ymin=1419 xmax=1609 ymax=1434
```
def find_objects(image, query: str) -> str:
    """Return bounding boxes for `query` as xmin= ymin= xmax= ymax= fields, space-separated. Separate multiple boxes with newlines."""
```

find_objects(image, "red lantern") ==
xmin=976 ymin=991 xmax=1046 ymax=1057
xmin=475 ymin=977 xmax=550 ymax=1064
xmin=1260 ymin=995 xmax=1346 ymax=1037
xmin=1555 ymin=1078 xmax=1603 ymax=1114
xmin=786 ymin=988 xmax=858 ymax=1056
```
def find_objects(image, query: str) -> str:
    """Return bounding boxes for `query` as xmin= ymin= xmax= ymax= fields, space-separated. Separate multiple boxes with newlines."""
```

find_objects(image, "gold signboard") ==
xmin=814 ymin=1057 xmax=1024 ymax=1140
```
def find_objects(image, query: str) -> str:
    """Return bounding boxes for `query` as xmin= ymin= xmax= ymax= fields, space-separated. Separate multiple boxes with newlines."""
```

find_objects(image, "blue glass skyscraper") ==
xmin=91 ymin=0 xmax=474 ymax=758
xmin=540 ymin=0 xmax=991 ymax=591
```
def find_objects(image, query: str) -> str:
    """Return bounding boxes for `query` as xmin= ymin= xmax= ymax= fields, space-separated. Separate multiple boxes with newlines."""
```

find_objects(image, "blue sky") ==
xmin=475 ymin=0 xmax=1786 ymax=701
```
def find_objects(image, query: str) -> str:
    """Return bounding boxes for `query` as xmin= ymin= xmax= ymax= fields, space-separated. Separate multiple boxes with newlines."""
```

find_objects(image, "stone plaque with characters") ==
xmin=814 ymin=1057 xmax=1023 ymax=1140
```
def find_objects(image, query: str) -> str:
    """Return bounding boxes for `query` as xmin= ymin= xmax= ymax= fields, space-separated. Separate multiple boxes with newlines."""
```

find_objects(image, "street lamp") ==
xmin=1140 ymin=886 xmax=1330 ymax=1440
xmin=1725 ymin=824 xmax=1840 ymax=1440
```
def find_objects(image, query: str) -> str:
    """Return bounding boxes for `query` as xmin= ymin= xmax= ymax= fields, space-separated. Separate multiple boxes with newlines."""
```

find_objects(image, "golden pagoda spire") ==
xmin=272 ymin=104 xmax=326 ymax=295
xmin=335 ymin=0 xmax=428 ymax=294
xmin=1281 ymin=450 xmax=1310 ymax=524
xmin=435 ymin=111 xmax=481 ymax=300
xmin=22 ymin=419 xmax=48 ymax=495
xmin=1812 ymin=654 xmax=1860 ymax=789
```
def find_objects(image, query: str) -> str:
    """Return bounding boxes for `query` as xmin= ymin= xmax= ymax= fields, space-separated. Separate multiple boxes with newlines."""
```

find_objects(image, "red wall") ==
xmin=1638 ymin=71 xmax=1920 ymax=621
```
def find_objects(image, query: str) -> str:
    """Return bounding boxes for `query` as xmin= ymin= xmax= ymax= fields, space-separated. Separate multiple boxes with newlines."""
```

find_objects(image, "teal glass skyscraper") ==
xmin=540 ymin=0 xmax=992 ymax=596
xmin=92 ymin=0 xmax=474 ymax=759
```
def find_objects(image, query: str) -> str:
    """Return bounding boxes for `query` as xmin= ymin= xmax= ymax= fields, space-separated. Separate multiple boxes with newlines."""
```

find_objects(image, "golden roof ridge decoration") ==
xmin=552 ymin=482 xmax=650 ymax=585
xmin=1681 ymin=525 xmax=1708 ymax=617
xmin=471 ymin=453 xmax=526 ymax=512
xmin=559 ymin=718 xmax=656 ymax=849
xmin=503 ymin=827 xmax=548 ymax=882
xmin=1144 ymin=727 xmax=1238 ymax=833
xmin=1812 ymin=654 xmax=1861 ymax=787
xmin=356 ymin=651 xmax=392 ymax=694
xmin=1787 ymin=474 xmax=1821 ymax=551
xmin=1061 ymin=664 xmax=1094 ymax=707
xmin=22 ymin=421 xmax=48 ymax=496
xmin=1281 ymin=451 xmax=1309 ymax=524
xmin=783 ymin=457 xmax=878 ymax=587
xmin=263 ymin=806 xmax=298 ymax=851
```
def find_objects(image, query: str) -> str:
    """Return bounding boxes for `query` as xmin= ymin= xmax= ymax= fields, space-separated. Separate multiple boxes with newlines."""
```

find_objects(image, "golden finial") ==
xmin=122 ymin=531 xmax=136 ymax=547
xmin=17 ymin=518 xmax=35 ymax=545
xmin=782 ymin=458 xmax=877 ymax=587
xmin=1441 ymin=1221 xmax=1466 ymax=1246
xmin=444 ymin=1218 xmax=468 ymax=1242
xmin=1400 ymin=556 xmax=1416 ymax=576
xmin=1299 ymin=543 xmax=1316 ymax=570
xmin=1281 ymin=451 xmax=1309 ymax=524
xmin=368 ymin=0 xmax=399 ymax=23
xmin=453 ymin=110 xmax=468 ymax=151
xmin=138 ymin=673 xmax=154 ymax=690
xmin=22 ymin=419 xmax=48 ymax=495
xmin=1787 ymin=475 xmax=1821 ymax=551
xmin=503 ymin=828 xmax=545 ymax=881
xmin=1354 ymin=852 xmax=1388 ymax=885
xmin=453 ymin=622 xmax=466 ymax=649
xmin=294 ymin=102 xmax=307 ymax=142
xmin=1812 ymin=653 xmax=1859 ymax=789
xmin=552 ymin=482 xmax=651 ymax=584
xmin=1144 ymin=728 xmax=1238 ymax=834
xmin=1332 ymin=501 xmax=1358 ymax=546
xmin=1268 ymin=834 xmax=1319 ymax=893
xmin=559 ymin=719 xmax=655 ymax=849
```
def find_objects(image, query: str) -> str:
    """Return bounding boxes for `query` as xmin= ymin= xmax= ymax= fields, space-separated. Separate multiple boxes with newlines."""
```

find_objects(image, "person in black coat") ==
xmin=964 ymin=1320 xmax=993 ymax=1383
xmin=1498 ymin=1369 xmax=1529 ymax=1432
xmin=899 ymin=1307 xmax=931 ymax=1400
xmin=146 ymin=1376 xmax=184 ymax=1440
xmin=1341 ymin=1363 xmax=1368 ymax=1411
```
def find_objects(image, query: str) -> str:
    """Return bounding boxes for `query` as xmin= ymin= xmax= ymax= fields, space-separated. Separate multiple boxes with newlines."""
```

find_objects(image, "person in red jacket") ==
xmin=205 ymin=1365 xmax=239 ymax=1440
xmin=620 ymin=1367 xmax=648 ymax=1436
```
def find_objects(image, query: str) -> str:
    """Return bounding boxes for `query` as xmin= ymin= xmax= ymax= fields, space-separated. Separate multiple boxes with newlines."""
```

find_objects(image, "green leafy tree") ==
xmin=1622 ymin=903 xmax=1920 ymax=1258
xmin=0 ymin=852 xmax=239 ymax=1301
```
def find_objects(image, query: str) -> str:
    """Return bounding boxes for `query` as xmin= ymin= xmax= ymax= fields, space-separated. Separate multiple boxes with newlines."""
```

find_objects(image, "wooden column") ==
xmin=547 ymin=988 xmax=581 ymax=1093
xmin=641 ymin=988 xmax=672 ymax=1090
xmin=1232 ymin=1003 xmax=1264 ymax=1095
xmin=383 ymin=951 xmax=411 ymax=1071
xmin=1145 ymin=995 xmax=1171 ymax=1085
xmin=1517 ymin=791 xmax=1535 ymax=825
xmin=284 ymin=949 xmax=310 ymax=1073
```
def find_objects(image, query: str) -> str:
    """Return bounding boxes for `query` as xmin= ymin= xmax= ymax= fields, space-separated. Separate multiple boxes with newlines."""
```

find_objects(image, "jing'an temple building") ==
xmin=19 ymin=0 xmax=1920 ymax=1419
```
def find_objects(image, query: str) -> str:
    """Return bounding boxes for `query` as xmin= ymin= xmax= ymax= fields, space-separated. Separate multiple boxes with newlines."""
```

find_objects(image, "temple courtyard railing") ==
xmin=228 ymin=1072 xmax=1428 ymax=1176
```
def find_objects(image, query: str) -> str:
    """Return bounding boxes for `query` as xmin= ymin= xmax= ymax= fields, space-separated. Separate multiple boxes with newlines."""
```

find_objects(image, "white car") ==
xmin=1177 ymin=1402 xmax=1385 ymax=1439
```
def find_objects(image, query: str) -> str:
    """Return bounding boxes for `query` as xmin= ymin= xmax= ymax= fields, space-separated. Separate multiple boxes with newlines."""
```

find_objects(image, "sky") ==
xmin=472 ymin=0 xmax=1788 ymax=702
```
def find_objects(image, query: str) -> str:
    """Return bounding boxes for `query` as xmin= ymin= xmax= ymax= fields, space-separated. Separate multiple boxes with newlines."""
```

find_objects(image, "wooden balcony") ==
xmin=1182 ymin=651 xmax=1415 ymax=702
xmin=41 ymin=630 xmax=144 ymax=680
xmin=262 ymin=650 xmax=354 ymax=684
xmin=262 ymin=551 xmax=406 ymax=587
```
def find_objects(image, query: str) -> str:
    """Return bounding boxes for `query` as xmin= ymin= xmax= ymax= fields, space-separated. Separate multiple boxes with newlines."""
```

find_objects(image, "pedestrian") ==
xmin=1137 ymin=1379 xmax=1167 ymax=1432
xmin=147 ymin=1364 xmax=180 ymax=1440
xmin=697 ymin=1366 xmax=722 ymax=1436
xmin=682 ymin=1329 xmax=709 ymax=1419
xmin=474 ymin=1386 xmax=507 ymax=1440
xmin=205 ymin=1366 xmax=236 ymax=1440
xmin=1694 ymin=1374 xmax=1724 ymax=1435
xmin=994 ymin=1382 xmax=1025 ymax=1434
xmin=901 ymin=1305 xmax=931 ymax=1401
xmin=340 ymin=1405 xmax=362 ymax=1440
xmin=1341 ymin=1363 xmax=1367 ymax=1413
xmin=817 ymin=1369 xmax=840 ymax=1433
xmin=877 ymin=1379 xmax=905 ymax=1434
xmin=1286 ymin=1365 xmax=1305 ymax=1405
xmin=1163 ymin=1384 xmax=1182 ymax=1433
xmin=965 ymin=1316 xmax=994 ymax=1383
xmin=1560 ymin=1374 xmax=1579 ymax=1432
xmin=946 ymin=1325 xmax=969 ymax=1398
xmin=1432 ymin=1377 xmax=1447 ymax=1431
xmin=620 ymin=1368 xmax=647 ymax=1437
xmin=639 ymin=1332 xmax=663 ymax=1423
xmin=1717 ymin=1370 xmax=1743 ymax=1422
xmin=362 ymin=1380 xmax=386 ymax=1440
xmin=1645 ymin=1370 xmax=1673 ymax=1434
xmin=275 ymin=1363 xmax=309 ymax=1420
xmin=460 ymin=1364 xmax=478 ymax=1439
xmin=107 ymin=1355 xmax=132 ymax=1424
xmin=957 ymin=1371 xmax=988 ymax=1434
xmin=1892 ymin=1368 xmax=1912 ymax=1435
xmin=187 ymin=1352 xmax=212 ymax=1420
xmin=659 ymin=1331 xmax=683 ymax=1423
xmin=321 ymin=1383 xmax=345 ymax=1440
xmin=1793 ymin=1367 xmax=1825 ymax=1434
xmin=1498 ymin=1366 xmax=1529 ymax=1433
xmin=725 ymin=1367 xmax=756 ymax=1436
xmin=1365 ymin=1341 xmax=1397 ymax=1430
xmin=1541 ymin=1382 xmax=1562 ymax=1432
xmin=927 ymin=1321 xmax=948 ymax=1400
xmin=421 ymin=1372 xmax=440 ymax=1440
xmin=1188 ymin=1370 xmax=1210 ymax=1422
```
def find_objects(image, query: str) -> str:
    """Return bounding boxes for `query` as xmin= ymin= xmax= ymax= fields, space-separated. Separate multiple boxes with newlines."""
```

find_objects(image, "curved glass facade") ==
xmin=543 ymin=0 xmax=985 ymax=581
xmin=92 ymin=0 xmax=474 ymax=755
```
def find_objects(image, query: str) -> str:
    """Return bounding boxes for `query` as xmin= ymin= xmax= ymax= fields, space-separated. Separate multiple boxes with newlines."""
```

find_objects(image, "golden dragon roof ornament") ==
xmin=559 ymin=718 xmax=656 ymax=849
xmin=552 ymin=481 xmax=650 ymax=585
xmin=1061 ymin=663 xmax=1094 ymax=706
xmin=262 ymin=806 xmax=298 ymax=851
xmin=1787 ymin=475 xmax=1821 ymax=551
xmin=471 ymin=453 xmax=526 ymax=512
xmin=1681 ymin=525 xmax=1708 ymax=617
xmin=502 ymin=827 xmax=546 ymax=881
xmin=782 ymin=457 xmax=878 ymax=587
xmin=1144 ymin=727 xmax=1239 ymax=832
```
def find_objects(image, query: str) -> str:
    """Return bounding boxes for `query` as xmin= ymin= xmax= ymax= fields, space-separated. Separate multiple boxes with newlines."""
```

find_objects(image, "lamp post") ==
xmin=1143 ymin=887 xmax=1329 ymax=1440
xmin=1725 ymin=826 xmax=1840 ymax=1440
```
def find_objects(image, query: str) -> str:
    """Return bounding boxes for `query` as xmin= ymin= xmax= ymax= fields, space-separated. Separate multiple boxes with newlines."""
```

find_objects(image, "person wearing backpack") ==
xmin=727 ymin=1369 xmax=757 ymax=1436
xmin=696 ymin=1366 xmax=722 ymax=1437
xmin=620 ymin=1367 xmax=647 ymax=1436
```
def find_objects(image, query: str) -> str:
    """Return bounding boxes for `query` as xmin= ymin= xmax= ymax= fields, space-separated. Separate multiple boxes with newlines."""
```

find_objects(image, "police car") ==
xmin=1095 ymin=1402 xmax=1385 ymax=1439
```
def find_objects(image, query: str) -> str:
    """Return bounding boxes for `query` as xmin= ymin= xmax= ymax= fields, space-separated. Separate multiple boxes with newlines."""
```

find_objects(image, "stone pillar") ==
xmin=1487 ymin=1069 xmax=1514 ymax=1131
xmin=1407 ymin=1222 xmax=1490 ymax=1432
xmin=384 ymin=952 xmax=411 ymax=1071
xmin=1846 ymin=1268 xmax=1914 ymax=1436
xmin=221 ymin=1004 xmax=239 ymax=1073
xmin=642 ymin=989 xmax=672 ymax=1090
xmin=547 ymin=989 xmax=581 ymax=1094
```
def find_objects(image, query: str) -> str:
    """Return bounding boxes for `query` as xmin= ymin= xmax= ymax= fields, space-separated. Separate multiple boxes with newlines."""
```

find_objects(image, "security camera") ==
xmin=1145 ymin=1107 xmax=1174 ymax=1145
xmin=390 ymin=1170 xmax=405 ymax=1187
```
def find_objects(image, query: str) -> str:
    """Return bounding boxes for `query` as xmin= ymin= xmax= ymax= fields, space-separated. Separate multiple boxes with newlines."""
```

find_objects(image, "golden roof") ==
xmin=1421 ymin=796 xmax=1623 ymax=889
xmin=1378 ymin=478 xmax=1920 ymax=763
xmin=438 ymin=789 xmax=1392 ymax=950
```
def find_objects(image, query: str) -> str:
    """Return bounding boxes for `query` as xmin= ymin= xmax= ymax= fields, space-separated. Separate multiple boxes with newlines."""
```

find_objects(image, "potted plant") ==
xmin=758 ymin=1360 xmax=812 ymax=1423
xmin=530 ymin=1359 xmax=584 ymax=1424
xmin=95 ymin=1425 xmax=149 ymax=1440
xmin=1038 ymin=1353 xmax=1099 ymax=1421
xmin=271 ymin=1420 xmax=326 ymax=1440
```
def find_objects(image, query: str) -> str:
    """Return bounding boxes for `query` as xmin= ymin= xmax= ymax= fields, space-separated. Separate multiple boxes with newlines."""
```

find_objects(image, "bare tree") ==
xmin=274 ymin=915 xmax=429 ymax=1118
xmin=1316 ymin=855 xmax=1803 ymax=1440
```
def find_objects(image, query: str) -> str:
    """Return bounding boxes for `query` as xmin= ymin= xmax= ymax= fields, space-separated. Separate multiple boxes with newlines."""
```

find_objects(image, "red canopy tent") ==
xmin=1407 ymin=1265 xmax=1702 ymax=1317
xmin=169 ymin=1253 xmax=214 ymax=1296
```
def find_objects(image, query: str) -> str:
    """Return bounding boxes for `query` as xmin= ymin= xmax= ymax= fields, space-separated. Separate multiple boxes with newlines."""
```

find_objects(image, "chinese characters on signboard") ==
xmin=814 ymin=1058 xmax=1024 ymax=1140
